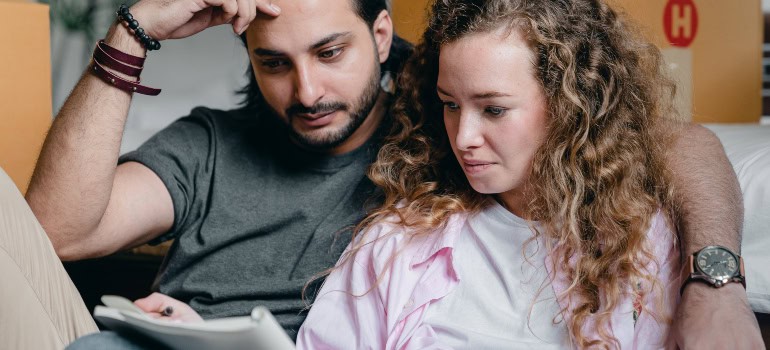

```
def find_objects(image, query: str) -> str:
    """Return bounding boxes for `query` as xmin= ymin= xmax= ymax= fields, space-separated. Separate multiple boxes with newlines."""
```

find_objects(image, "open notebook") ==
xmin=94 ymin=295 xmax=296 ymax=350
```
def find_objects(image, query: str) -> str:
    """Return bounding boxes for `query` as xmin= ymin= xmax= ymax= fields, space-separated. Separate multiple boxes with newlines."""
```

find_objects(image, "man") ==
xmin=0 ymin=0 xmax=761 ymax=348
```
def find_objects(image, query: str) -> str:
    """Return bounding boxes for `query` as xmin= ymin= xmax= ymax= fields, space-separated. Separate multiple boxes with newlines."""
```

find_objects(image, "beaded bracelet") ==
xmin=117 ymin=4 xmax=161 ymax=51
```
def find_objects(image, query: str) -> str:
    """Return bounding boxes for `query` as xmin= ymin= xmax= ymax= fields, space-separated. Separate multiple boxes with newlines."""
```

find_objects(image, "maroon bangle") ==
xmin=98 ymin=40 xmax=145 ymax=66
xmin=91 ymin=60 xmax=161 ymax=96
xmin=93 ymin=43 xmax=143 ymax=77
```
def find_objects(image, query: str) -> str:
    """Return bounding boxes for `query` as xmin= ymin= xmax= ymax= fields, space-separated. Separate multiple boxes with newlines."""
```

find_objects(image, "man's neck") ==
xmin=327 ymin=91 xmax=389 ymax=156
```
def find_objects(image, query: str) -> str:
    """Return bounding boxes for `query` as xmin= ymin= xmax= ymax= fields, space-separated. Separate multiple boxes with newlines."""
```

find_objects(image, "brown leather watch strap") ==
xmin=679 ymin=255 xmax=696 ymax=296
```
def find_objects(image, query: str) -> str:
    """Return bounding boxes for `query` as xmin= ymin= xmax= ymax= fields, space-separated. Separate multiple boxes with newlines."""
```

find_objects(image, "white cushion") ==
xmin=706 ymin=124 xmax=770 ymax=313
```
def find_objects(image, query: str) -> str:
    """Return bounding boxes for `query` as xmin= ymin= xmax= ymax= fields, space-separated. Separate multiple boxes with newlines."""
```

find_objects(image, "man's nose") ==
xmin=293 ymin=62 xmax=325 ymax=108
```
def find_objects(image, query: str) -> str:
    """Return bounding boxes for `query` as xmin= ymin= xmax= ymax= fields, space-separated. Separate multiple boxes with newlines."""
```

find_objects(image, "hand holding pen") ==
xmin=134 ymin=292 xmax=204 ymax=322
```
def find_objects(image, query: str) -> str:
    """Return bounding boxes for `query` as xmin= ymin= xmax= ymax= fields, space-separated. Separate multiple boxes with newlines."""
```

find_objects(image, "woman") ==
xmin=297 ymin=0 xmax=681 ymax=348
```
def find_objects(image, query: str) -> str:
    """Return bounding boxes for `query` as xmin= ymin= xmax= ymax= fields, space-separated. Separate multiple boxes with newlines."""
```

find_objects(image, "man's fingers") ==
xmin=203 ymin=0 xmax=239 ymax=24
xmin=233 ymin=0 xmax=252 ymax=34
xmin=256 ymin=1 xmax=281 ymax=16
xmin=249 ymin=0 xmax=259 ymax=30
xmin=194 ymin=0 xmax=278 ymax=35
xmin=133 ymin=292 xmax=167 ymax=313
xmin=238 ymin=0 xmax=279 ymax=34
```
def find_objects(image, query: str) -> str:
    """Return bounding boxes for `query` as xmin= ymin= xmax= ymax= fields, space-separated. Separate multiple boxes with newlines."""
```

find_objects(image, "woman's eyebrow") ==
xmin=470 ymin=91 xmax=512 ymax=99
xmin=437 ymin=85 xmax=513 ymax=99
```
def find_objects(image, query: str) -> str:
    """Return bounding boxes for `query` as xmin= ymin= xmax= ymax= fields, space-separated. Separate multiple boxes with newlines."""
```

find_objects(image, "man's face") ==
xmin=245 ymin=0 xmax=390 ymax=152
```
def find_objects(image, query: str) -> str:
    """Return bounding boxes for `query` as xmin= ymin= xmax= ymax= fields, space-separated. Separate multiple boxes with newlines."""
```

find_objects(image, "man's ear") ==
xmin=371 ymin=10 xmax=393 ymax=64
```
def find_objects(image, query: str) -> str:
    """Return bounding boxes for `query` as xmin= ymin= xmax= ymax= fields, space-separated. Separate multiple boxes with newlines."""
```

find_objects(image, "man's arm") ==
xmin=671 ymin=123 xmax=742 ymax=260
xmin=25 ymin=0 xmax=276 ymax=261
xmin=667 ymin=123 xmax=764 ymax=348
xmin=25 ymin=23 xmax=173 ymax=260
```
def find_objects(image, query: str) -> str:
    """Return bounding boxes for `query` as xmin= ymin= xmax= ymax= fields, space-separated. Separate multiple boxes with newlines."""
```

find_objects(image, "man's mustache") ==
xmin=286 ymin=102 xmax=348 ymax=117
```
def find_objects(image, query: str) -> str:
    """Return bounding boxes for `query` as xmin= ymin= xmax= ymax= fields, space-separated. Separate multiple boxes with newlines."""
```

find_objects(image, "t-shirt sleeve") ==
xmin=118 ymin=107 xmax=217 ymax=245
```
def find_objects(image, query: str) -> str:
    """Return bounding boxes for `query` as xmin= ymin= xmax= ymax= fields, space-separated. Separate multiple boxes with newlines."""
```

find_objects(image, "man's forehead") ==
xmin=272 ymin=0 xmax=355 ymax=16
xmin=247 ymin=0 xmax=366 ymax=52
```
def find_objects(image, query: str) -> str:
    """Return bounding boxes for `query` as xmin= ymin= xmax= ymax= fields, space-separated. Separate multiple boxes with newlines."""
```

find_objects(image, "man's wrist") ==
xmin=682 ymin=279 xmax=748 ymax=300
xmin=104 ymin=23 xmax=147 ymax=58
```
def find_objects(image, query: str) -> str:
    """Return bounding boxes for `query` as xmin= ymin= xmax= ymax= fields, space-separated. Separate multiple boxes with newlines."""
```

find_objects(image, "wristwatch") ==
xmin=680 ymin=245 xmax=746 ymax=295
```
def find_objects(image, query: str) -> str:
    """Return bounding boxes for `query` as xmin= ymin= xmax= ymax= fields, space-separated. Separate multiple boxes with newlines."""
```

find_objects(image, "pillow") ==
xmin=705 ymin=124 xmax=770 ymax=313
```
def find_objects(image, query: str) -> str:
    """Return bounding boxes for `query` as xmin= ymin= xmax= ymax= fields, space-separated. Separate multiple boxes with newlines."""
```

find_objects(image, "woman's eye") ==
xmin=443 ymin=102 xmax=459 ymax=111
xmin=485 ymin=106 xmax=506 ymax=116
xmin=319 ymin=48 xmax=342 ymax=60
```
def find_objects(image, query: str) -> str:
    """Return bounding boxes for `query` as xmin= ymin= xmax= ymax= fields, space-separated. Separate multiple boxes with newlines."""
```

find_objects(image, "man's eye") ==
xmin=319 ymin=48 xmax=342 ymax=60
xmin=261 ymin=60 xmax=287 ymax=69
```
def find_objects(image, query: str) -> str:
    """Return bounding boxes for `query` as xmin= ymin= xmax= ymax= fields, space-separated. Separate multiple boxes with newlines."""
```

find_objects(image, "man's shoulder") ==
xmin=168 ymin=106 xmax=270 ymax=142
xmin=184 ymin=106 xmax=259 ymax=127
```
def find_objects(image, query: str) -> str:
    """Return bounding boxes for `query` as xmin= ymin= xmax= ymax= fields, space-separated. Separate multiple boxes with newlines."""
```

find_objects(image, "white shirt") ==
xmin=422 ymin=202 xmax=571 ymax=349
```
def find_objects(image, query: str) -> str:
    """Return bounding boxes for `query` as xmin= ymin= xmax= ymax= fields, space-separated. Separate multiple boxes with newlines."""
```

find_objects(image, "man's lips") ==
xmin=296 ymin=110 xmax=335 ymax=120
xmin=293 ymin=110 xmax=338 ymax=128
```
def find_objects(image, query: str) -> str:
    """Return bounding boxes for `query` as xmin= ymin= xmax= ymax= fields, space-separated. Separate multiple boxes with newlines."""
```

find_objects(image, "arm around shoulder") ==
xmin=664 ymin=122 xmax=742 ymax=255
xmin=663 ymin=122 xmax=764 ymax=348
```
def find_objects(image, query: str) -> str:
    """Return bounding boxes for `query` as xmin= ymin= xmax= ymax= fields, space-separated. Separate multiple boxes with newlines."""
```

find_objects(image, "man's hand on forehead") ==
xmin=129 ymin=0 xmax=281 ymax=41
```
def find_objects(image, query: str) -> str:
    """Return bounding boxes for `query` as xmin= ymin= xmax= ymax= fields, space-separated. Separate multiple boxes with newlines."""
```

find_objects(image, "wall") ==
xmin=391 ymin=0 xmax=763 ymax=123
xmin=0 ymin=0 xmax=51 ymax=193
xmin=609 ymin=0 xmax=762 ymax=123
xmin=46 ymin=0 xmax=765 ymax=165
xmin=49 ymin=2 xmax=250 ymax=155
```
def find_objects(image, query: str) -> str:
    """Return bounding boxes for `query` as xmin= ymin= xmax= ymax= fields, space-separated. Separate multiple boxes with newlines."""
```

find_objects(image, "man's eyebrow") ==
xmin=310 ymin=32 xmax=352 ymax=50
xmin=252 ymin=32 xmax=353 ymax=57
xmin=253 ymin=48 xmax=285 ymax=57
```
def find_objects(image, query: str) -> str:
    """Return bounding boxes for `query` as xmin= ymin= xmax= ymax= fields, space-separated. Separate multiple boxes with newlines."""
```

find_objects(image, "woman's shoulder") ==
xmin=351 ymin=211 xmax=468 ymax=266
xmin=639 ymin=209 xmax=680 ymax=275
xmin=646 ymin=209 xmax=677 ymax=249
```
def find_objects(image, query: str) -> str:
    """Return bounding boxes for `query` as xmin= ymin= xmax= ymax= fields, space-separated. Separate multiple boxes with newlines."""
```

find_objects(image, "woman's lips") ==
xmin=462 ymin=160 xmax=494 ymax=174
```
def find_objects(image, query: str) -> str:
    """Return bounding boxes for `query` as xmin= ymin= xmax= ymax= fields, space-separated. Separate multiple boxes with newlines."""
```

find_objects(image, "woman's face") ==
xmin=437 ymin=29 xmax=548 ymax=215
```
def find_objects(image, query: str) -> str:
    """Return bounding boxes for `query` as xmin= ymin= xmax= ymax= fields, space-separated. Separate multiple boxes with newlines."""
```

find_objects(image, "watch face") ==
xmin=696 ymin=246 xmax=739 ymax=280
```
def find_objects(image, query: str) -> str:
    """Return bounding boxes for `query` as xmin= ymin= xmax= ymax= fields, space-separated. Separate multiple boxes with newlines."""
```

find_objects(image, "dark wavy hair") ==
xmin=235 ymin=0 xmax=413 ymax=111
xmin=342 ymin=0 xmax=679 ymax=348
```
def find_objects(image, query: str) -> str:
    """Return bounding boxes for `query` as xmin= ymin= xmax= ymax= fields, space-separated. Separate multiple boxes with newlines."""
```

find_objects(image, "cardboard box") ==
xmin=0 ymin=0 xmax=52 ymax=194
xmin=392 ymin=0 xmax=762 ymax=123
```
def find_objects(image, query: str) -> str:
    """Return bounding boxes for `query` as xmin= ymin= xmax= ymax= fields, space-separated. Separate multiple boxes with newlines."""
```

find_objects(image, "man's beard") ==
xmin=283 ymin=61 xmax=382 ymax=151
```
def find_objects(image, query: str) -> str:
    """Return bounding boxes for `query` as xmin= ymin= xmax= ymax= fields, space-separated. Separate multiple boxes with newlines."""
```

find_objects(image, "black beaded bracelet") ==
xmin=117 ymin=4 xmax=161 ymax=51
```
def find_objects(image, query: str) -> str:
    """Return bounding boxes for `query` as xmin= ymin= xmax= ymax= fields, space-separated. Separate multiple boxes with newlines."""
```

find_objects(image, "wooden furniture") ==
xmin=0 ymin=0 xmax=52 ymax=194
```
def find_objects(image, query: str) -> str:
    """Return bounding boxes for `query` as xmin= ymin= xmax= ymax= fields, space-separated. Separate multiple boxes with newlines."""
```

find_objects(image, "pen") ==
xmin=161 ymin=306 xmax=174 ymax=317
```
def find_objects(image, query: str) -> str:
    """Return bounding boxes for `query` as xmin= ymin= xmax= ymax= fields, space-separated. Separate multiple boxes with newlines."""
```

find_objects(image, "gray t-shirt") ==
xmin=119 ymin=106 xmax=381 ymax=338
